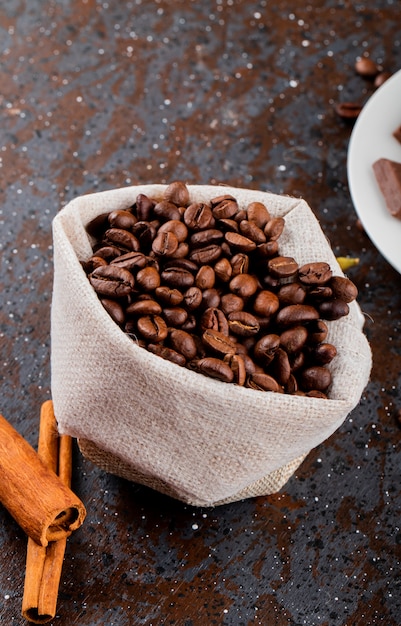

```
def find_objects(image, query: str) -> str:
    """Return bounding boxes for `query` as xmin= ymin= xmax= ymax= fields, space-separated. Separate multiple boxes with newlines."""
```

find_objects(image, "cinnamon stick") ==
xmin=22 ymin=401 xmax=83 ymax=623
xmin=0 ymin=402 xmax=85 ymax=546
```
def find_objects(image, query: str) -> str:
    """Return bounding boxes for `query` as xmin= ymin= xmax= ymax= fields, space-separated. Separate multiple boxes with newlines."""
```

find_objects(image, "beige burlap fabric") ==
xmin=51 ymin=185 xmax=372 ymax=507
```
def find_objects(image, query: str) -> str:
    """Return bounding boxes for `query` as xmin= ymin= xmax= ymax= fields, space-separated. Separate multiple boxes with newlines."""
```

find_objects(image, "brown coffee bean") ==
xmin=108 ymin=209 xmax=137 ymax=230
xmin=131 ymin=221 xmax=157 ymax=250
xmin=335 ymin=102 xmax=363 ymax=120
xmin=247 ymin=372 xmax=281 ymax=393
xmin=255 ymin=241 xmax=279 ymax=259
xmin=374 ymin=71 xmax=391 ymax=88
xmin=355 ymin=57 xmax=379 ymax=77
xmin=318 ymin=299 xmax=349 ymax=320
xmin=329 ymin=276 xmax=358 ymax=303
xmin=308 ymin=286 xmax=333 ymax=302
xmin=126 ymin=299 xmax=162 ymax=316
xmin=195 ymin=357 xmax=234 ymax=383
xmin=136 ymin=266 xmax=161 ymax=291
xmin=202 ymin=329 xmax=237 ymax=356
xmin=223 ymin=353 xmax=246 ymax=386
xmin=298 ymin=262 xmax=332 ymax=285
xmin=137 ymin=315 xmax=168 ymax=342
xmin=201 ymin=288 xmax=221 ymax=310
xmin=154 ymin=286 xmax=183 ymax=306
xmin=158 ymin=219 xmax=188 ymax=243
xmin=200 ymin=307 xmax=229 ymax=335
xmin=306 ymin=319 xmax=328 ymax=344
xmin=268 ymin=256 xmax=298 ymax=279
xmin=276 ymin=304 xmax=319 ymax=327
xmin=311 ymin=343 xmax=337 ymax=365
xmin=214 ymin=257 xmax=233 ymax=282
xmin=82 ymin=255 xmax=108 ymax=273
xmin=254 ymin=334 xmax=280 ymax=366
xmin=278 ymin=282 xmax=306 ymax=306
xmin=270 ymin=348 xmax=291 ymax=385
xmin=239 ymin=220 xmax=266 ymax=244
xmin=299 ymin=366 xmax=332 ymax=392
xmin=152 ymin=231 xmax=179 ymax=257
xmin=154 ymin=200 xmax=182 ymax=221
xmin=246 ymin=201 xmax=270 ymax=228
xmin=86 ymin=212 xmax=110 ymax=239
xmin=181 ymin=314 xmax=197 ymax=332
xmin=227 ymin=311 xmax=260 ymax=337
xmin=217 ymin=218 xmax=239 ymax=233
xmin=163 ymin=181 xmax=190 ymax=206
xmin=164 ymin=258 xmax=198 ymax=273
xmin=225 ymin=231 xmax=257 ymax=253
xmin=305 ymin=390 xmax=328 ymax=399
xmin=184 ymin=202 xmax=215 ymax=230
xmin=229 ymin=273 xmax=259 ymax=298
xmin=111 ymin=251 xmax=148 ymax=272
xmin=285 ymin=373 xmax=298 ymax=394
xmin=189 ymin=244 xmax=222 ymax=265
xmin=147 ymin=343 xmax=187 ymax=367
xmin=161 ymin=267 xmax=195 ymax=288
xmin=135 ymin=193 xmax=155 ymax=221
xmin=168 ymin=329 xmax=197 ymax=360
xmin=196 ymin=265 xmax=215 ymax=290
xmin=162 ymin=307 xmax=188 ymax=327
xmin=89 ymin=265 xmax=136 ymax=297
xmin=230 ymin=253 xmax=249 ymax=276
xmin=183 ymin=286 xmax=203 ymax=311
xmin=104 ymin=228 xmax=140 ymax=252
xmin=280 ymin=326 xmax=308 ymax=354
xmin=264 ymin=217 xmax=285 ymax=240
xmin=100 ymin=298 xmax=125 ymax=326
xmin=190 ymin=229 xmax=223 ymax=247
xmin=211 ymin=198 xmax=238 ymax=220
xmin=220 ymin=293 xmax=244 ymax=316
xmin=253 ymin=290 xmax=280 ymax=316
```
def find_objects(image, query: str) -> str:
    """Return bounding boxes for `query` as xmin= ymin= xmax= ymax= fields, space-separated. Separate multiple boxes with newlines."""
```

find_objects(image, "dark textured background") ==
xmin=1 ymin=1 xmax=400 ymax=625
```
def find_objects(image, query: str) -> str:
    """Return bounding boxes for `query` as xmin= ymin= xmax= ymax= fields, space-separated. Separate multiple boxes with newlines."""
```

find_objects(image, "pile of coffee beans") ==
xmin=82 ymin=182 xmax=358 ymax=398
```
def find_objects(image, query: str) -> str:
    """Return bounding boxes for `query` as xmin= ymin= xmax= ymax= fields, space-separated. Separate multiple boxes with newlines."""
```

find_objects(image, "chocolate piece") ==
xmin=372 ymin=158 xmax=401 ymax=219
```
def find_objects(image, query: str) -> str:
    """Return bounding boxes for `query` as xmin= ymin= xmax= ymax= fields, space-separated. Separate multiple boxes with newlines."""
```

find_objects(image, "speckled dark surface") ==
xmin=1 ymin=1 xmax=401 ymax=625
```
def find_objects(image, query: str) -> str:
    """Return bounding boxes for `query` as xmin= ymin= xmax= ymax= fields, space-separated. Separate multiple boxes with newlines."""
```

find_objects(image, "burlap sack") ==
xmin=51 ymin=184 xmax=372 ymax=507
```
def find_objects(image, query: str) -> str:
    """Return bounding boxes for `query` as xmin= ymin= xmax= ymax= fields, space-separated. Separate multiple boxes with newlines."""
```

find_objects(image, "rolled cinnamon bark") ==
xmin=0 ymin=403 xmax=85 ymax=547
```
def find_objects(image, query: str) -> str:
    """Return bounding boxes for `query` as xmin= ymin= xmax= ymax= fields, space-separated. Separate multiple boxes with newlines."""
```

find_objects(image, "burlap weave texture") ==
xmin=51 ymin=185 xmax=372 ymax=506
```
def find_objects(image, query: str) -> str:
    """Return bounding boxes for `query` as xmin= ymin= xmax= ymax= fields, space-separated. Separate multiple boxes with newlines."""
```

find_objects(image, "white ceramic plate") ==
xmin=347 ymin=68 xmax=401 ymax=274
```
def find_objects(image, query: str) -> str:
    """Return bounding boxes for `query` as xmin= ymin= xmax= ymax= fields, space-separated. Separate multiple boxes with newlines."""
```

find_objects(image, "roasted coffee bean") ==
xmin=111 ymin=251 xmax=148 ymax=272
xmin=161 ymin=267 xmax=195 ymax=288
xmin=254 ymin=334 xmax=280 ymax=366
xmin=211 ymin=198 xmax=238 ymax=219
xmin=181 ymin=314 xmax=197 ymax=332
xmin=220 ymin=293 xmax=244 ymax=316
xmin=311 ymin=342 xmax=337 ymax=365
xmin=264 ymin=217 xmax=285 ymax=240
xmin=285 ymin=373 xmax=298 ymax=394
xmin=108 ymin=209 xmax=137 ymax=230
xmin=335 ymin=101 xmax=363 ymax=120
xmin=214 ymin=257 xmax=233 ymax=282
xmin=164 ymin=180 xmax=190 ymax=206
xmin=202 ymin=329 xmax=236 ymax=356
xmin=152 ymin=231 xmax=179 ymax=257
xmin=355 ymin=57 xmax=379 ymax=77
xmin=184 ymin=202 xmax=215 ymax=230
xmin=246 ymin=201 xmax=270 ymax=228
xmin=168 ymin=329 xmax=197 ymax=360
xmin=82 ymin=255 xmax=108 ymax=273
xmin=230 ymin=253 xmax=249 ymax=276
xmin=93 ymin=245 xmax=122 ymax=261
xmin=306 ymin=319 xmax=328 ymax=344
xmin=268 ymin=256 xmax=298 ymax=279
xmin=164 ymin=258 xmax=198 ymax=273
xmin=298 ymin=262 xmax=332 ymax=285
xmin=280 ymin=326 xmax=308 ymax=354
xmin=104 ymin=228 xmax=140 ymax=252
xmin=308 ymin=286 xmax=333 ymax=302
xmin=217 ymin=218 xmax=239 ymax=233
xmin=89 ymin=265 xmax=136 ymax=297
xmin=147 ymin=343 xmax=187 ymax=366
xmin=225 ymin=231 xmax=257 ymax=253
xmin=126 ymin=299 xmax=162 ymax=316
xmin=239 ymin=220 xmax=266 ymax=244
xmin=196 ymin=265 xmax=215 ymax=290
xmin=270 ymin=348 xmax=291 ymax=385
xmin=195 ymin=357 xmax=234 ymax=383
xmin=137 ymin=315 xmax=168 ymax=342
xmin=189 ymin=244 xmax=222 ymax=265
xmin=158 ymin=219 xmax=188 ymax=243
xmin=277 ymin=282 xmax=306 ymax=306
xmin=100 ymin=298 xmax=125 ymax=326
xmin=255 ymin=241 xmax=279 ymax=259
xmin=131 ymin=221 xmax=157 ymax=250
xmin=201 ymin=288 xmax=221 ymax=310
xmin=318 ymin=299 xmax=349 ymax=320
xmin=136 ymin=266 xmax=161 ymax=291
xmin=329 ymin=276 xmax=358 ymax=303
xmin=253 ymin=290 xmax=280 ymax=317
xmin=276 ymin=304 xmax=319 ymax=327
xmin=229 ymin=273 xmax=259 ymax=298
xmin=305 ymin=390 xmax=328 ymax=399
xmin=136 ymin=193 xmax=155 ymax=220
xmin=227 ymin=311 xmax=260 ymax=337
xmin=190 ymin=229 xmax=223 ymax=247
xmin=86 ymin=212 xmax=110 ymax=239
xmin=154 ymin=200 xmax=182 ymax=221
xmin=299 ymin=366 xmax=332 ymax=392
xmin=155 ymin=286 xmax=183 ymax=306
xmin=224 ymin=353 xmax=246 ymax=386
xmin=181 ymin=286 xmax=202 ymax=311
xmin=200 ymin=307 xmax=229 ymax=335
xmin=162 ymin=307 xmax=188 ymax=327
xmin=247 ymin=372 xmax=281 ymax=393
